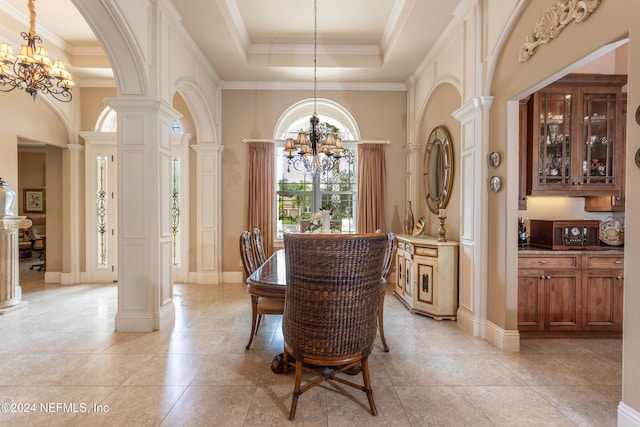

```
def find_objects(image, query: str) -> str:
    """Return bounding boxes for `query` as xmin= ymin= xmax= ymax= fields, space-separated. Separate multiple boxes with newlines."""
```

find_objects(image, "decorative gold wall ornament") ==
xmin=519 ymin=0 xmax=601 ymax=63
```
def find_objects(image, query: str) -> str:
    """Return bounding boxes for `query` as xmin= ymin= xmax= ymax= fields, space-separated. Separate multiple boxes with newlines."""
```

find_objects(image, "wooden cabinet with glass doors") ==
xmin=526 ymin=74 xmax=627 ymax=197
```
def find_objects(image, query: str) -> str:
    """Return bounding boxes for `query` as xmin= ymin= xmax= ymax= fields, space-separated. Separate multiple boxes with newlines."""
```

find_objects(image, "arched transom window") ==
xmin=274 ymin=99 xmax=360 ymax=238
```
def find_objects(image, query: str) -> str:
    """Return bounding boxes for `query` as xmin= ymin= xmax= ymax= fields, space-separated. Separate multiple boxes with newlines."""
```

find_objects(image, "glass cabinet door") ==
xmin=581 ymin=92 xmax=617 ymax=185
xmin=536 ymin=92 xmax=572 ymax=185
xmin=526 ymin=74 xmax=625 ymax=198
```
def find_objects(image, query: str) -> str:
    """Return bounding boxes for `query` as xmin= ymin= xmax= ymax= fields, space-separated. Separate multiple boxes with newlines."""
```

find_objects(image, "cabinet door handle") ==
xmin=616 ymin=275 xmax=623 ymax=280
xmin=422 ymin=274 xmax=429 ymax=293
xmin=615 ymin=260 xmax=623 ymax=264
xmin=538 ymin=260 xmax=548 ymax=264
xmin=546 ymin=276 xmax=552 ymax=279
xmin=539 ymin=275 xmax=545 ymax=279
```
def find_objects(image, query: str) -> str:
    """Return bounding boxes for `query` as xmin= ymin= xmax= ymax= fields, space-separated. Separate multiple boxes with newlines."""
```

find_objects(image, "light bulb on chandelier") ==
xmin=0 ymin=0 xmax=75 ymax=102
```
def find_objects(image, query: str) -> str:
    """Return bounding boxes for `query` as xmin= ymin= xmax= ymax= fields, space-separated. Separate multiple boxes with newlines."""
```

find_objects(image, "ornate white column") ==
xmin=453 ymin=97 xmax=518 ymax=349
xmin=62 ymin=144 xmax=84 ymax=285
xmin=107 ymin=98 xmax=180 ymax=332
xmin=190 ymin=144 xmax=224 ymax=284
xmin=0 ymin=217 xmax=31 ymax=314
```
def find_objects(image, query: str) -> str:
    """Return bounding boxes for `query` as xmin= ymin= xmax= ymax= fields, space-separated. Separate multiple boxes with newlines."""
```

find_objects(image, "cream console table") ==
xmin=394 ymin=234 xmax=459 ymax=320
xmin=0 ymin=216 xmax=31 ymax=314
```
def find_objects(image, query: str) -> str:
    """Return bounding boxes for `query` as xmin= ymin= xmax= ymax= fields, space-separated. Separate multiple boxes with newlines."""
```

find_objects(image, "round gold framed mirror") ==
xmin=422 ymin=126 xmax=454 ymax=214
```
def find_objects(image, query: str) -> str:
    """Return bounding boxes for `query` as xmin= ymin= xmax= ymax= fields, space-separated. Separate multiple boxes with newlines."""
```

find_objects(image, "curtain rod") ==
xmin=242 ymin=138 xmax=391 ymax=145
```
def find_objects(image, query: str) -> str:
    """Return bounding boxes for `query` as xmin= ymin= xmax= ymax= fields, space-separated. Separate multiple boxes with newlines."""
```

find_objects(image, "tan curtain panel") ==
xmin=247 ymin=142 xmax=274 ymax=257
xmin=357 ymin=143 xmax=387 ymax=233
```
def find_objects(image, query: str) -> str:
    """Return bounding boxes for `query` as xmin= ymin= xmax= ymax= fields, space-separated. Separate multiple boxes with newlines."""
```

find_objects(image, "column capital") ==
xmin=67 ymin=143 xmax=85 ymax=153
xmin=403 ymin=143 xmax=422 ymax=155
xmin=0 ymin=217 xmax=31 ymax=230
xmin=191 ymin=143 xmax=224 ymax=154
xmin=172 ymin=133 xmax=194 ymax=147
xmin=104 ymin=97 xmax=181 ymax=122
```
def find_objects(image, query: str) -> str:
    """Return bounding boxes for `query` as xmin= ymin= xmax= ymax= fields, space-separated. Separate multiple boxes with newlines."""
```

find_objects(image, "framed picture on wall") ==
xmin=24 ymin=188 xmax=45 ymax=213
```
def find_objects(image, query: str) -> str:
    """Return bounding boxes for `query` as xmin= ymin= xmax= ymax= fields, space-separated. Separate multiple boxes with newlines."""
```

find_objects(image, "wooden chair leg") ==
xmin=361 ymin=358 xmax=378 ymax=416
xmin=378 ymin=291 xmax=389 ymax=352
xmin=288 ymin=359 xmax=303 ymax=420
xmin=256 ymin=313 xmax=263 ymax=332
xmin=245 ymin=296 xmax=259 ymax=350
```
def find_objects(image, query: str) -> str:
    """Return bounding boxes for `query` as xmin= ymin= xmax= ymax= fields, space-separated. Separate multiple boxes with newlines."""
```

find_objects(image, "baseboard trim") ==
xmin=115 ymin=302 xmax=175 ymax=332
xmin=618 ymin=402 xmax=640 ymax=427
xmin=187 ymin=271 xmax=221 ymax=284
xmin=486 ymin=320 xmax=520 ymax=352
xmin=223 ymin=271 xmax=244 ymax=284
xmin=45 ymin=271 xmax=62 ymax=284
xmin=456 ymin=307 xmax=481 ymax=337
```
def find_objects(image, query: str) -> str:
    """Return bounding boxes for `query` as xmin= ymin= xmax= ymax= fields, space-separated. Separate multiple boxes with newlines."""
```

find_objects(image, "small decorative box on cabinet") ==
xmin=395 ymin=235 xmax=459 ymax=320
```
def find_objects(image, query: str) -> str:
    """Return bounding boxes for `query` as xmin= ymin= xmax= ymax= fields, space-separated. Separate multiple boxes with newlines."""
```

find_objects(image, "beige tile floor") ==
xmin=0 ymin=259 xmax=621 ymax=426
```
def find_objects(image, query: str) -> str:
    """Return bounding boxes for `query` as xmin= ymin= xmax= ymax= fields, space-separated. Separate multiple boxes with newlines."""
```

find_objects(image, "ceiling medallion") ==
xmin=519 ymin=0 xmax=601 ymax=63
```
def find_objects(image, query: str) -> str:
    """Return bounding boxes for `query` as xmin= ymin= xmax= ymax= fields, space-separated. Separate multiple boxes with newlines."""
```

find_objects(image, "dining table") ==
xmin=246 ymin=248 xmax=286 ymax=299
xmin=246 ymin=248 xmax=289 ymax=373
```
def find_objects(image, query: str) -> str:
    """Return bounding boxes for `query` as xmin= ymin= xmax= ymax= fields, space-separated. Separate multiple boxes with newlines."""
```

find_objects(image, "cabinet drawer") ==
xmin=585 ymin=255 xmax=624 ymax=269
xmin=415 ymin=246 xmax=437 ymax=257
xmin=519 ymin=256 xmax=580 ymax=269
xmin=518 ymin=269 xmax=544 ymax=277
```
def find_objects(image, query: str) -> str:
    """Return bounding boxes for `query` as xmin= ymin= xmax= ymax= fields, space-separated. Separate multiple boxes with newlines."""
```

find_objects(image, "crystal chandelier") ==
xmin=0 ymin=0 xmax=75 ymax=102
xmin=283 ymin=0 xmax=348 ymax=180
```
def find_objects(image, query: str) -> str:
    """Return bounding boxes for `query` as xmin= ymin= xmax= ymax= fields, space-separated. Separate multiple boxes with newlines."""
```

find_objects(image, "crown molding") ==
xmin=221 ymin=80 xmax=407 ymax=91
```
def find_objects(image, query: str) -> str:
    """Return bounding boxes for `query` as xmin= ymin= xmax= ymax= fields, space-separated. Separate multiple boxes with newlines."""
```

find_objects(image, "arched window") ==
xmin=95 ymin=107 xmax=117 ymax=132
xmin=96 ymin=106 xmax=183 ymax=134
xmin=274 ymin=99 xmax=360 ymax=238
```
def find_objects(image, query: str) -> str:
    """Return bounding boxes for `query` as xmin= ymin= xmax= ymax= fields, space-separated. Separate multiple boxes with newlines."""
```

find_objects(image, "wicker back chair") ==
xmin=251 ymin=227 xmax=267 ymax=265
xmin=240 ymin=230 xmax=284 ymax=350
xmin=282 ymin=233 xmax=387 ymax=420
xmin=378 ymin=232 xmax=398 ymax=352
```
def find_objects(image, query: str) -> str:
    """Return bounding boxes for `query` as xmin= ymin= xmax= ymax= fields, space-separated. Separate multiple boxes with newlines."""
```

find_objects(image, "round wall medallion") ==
xmin=490 ymin=176 xmax=502 ymax=192
xmin=635 ymin=147 xmax=640 ymax=169
xmin=489 ymin=151 xmax=501 ymax=168
xmin=636 ymin=105 xmax=640 ymax=126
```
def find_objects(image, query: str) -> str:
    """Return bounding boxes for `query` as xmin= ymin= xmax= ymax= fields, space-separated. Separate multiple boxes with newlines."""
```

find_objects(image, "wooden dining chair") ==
xmin=378 ymin=232 xmax=397 ymax=352
xmin=240 ymin=230 xmax=259 ymax=279
xmin=282 ymin=233 xmax=387 ymax=420
xmin=240 ymin=230 xmax=284 ymax=350
xmin=251 ymin=227 xmax=267 ymax=265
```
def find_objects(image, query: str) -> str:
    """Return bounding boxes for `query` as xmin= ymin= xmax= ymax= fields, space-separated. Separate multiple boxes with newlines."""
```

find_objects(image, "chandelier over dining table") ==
xmin=283 ymin=0 xmax=349 ymax=180
xmin=0 ymin=0 xmax=75 ymax=102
